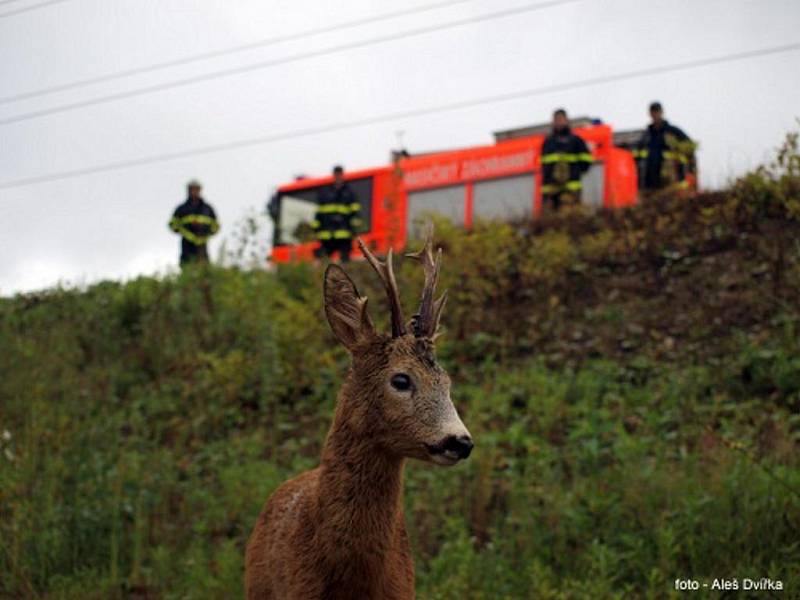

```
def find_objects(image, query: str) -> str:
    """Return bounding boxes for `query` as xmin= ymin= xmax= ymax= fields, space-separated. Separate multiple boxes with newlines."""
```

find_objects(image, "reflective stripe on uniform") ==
xmin=541 ymin=152 xmax=594 ymax=164
xmin=633 ymin=149 xmax=689 ymax=164
xmin=180 ymin=214 xmax=217 ymax=226
xmin=169 ymin=219 xmax=211 ymax=245
xmin=565 ymin=180 xmax=583 ymax=191
xmin=317 ymin=230 xmax=353 ymax=240
xmin=662 ymin=151 xmax=689 ymax=164
xmin=179 ymin=228 xmax=209 ymax=246
xmin=173 ymin=213 xmax=219 ymax=233
xmin=317 ymin=203 xmax=357 ymax=214
xmin=542 ymin=181 xmax=583 ymax=194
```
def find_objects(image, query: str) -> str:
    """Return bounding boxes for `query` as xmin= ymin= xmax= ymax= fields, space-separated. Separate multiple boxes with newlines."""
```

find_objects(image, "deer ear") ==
xmin=323 ymin=264 xmax=375 ymax=351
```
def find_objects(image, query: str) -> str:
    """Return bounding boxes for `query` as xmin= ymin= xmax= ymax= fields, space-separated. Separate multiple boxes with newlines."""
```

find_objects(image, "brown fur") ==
xmin=245 ymin=259 xmax=471 ymax=599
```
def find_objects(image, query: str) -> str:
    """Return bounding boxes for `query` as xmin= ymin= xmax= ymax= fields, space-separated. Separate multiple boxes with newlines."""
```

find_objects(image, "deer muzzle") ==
xmin=425 ymin=405 xmax=473 ymax=465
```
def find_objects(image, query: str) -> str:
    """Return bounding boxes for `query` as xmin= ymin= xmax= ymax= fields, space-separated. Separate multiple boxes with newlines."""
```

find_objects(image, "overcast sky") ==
xmin=1 ymin=0 xmax=799 ymax=294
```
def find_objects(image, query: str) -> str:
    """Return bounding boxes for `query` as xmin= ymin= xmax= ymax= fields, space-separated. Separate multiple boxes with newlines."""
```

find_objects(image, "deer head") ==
xmin=323 ymin=228 xmax=473 ymax=466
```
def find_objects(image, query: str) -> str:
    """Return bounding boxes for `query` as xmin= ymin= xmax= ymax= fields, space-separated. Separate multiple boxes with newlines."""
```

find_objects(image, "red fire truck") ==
xmin=269 ymin=118 xmax=676 ymax=263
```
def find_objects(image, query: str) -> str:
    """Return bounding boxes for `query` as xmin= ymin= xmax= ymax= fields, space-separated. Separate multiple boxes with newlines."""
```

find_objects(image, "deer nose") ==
xmin=443 ymin=434 xmax=474 ymax=459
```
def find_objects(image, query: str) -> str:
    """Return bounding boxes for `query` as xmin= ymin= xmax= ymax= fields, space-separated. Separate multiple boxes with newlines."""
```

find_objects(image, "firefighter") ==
xmin=168 ymin=179 xmax=220 ymax=266
xmin=541 ymin=108 xmax=593 ymax=211
xmin=634 ymin=102 xmax=696 ymax=192
xmin=311 ymin=165 xmax=362 ymax=263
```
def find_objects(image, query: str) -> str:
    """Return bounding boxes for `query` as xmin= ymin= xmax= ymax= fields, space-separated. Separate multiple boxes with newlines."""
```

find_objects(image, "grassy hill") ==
xmin=1 ymin=138 xmax=799 ymax=599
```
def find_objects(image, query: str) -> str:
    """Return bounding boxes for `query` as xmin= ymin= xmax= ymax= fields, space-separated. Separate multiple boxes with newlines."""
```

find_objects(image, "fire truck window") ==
xmin=278 ymin=194 xmax=317 ymax=245
xmin=273 ymin=177 xmax=373 ymax=246
xmin=473 ymin=174 xmax=535 ymax=221
xmin=581 ymin=163 xmax=605 ymax=209
xmin=407 ymin=185 xmax=466 ymax=239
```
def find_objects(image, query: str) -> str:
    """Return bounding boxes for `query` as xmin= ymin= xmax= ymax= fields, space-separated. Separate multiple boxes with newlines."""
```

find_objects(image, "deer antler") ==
xmin=357 ymin=239 xmax=406 ymax=338
xmin=405 ymin=225 xmax=446 ymax=339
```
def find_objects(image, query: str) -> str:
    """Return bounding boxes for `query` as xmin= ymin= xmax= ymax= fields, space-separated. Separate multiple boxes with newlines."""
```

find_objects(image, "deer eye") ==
xmin=390 ymin=373 xmax=412 ymax=392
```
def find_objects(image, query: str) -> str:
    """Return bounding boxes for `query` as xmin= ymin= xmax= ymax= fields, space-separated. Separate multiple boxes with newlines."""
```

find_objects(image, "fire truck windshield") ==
xmin=272 ymin=177 xmax=373 ymax=246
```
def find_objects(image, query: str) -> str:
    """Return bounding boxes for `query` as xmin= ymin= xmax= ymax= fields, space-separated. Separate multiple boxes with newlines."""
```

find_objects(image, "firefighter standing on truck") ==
xmin=312 ymin=165 xmax=362 ymax=263
xmin=634 ymin=102 xmax=696 ymax=193
xmin=541 ymin=108 xmax=593 ymax=212
xmin=169 ymin=179 xmax=220 ymax=266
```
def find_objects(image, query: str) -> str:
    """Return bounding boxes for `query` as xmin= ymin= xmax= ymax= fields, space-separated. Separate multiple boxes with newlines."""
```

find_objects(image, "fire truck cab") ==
xmin=269 ymin=118 xmax=640 ymax=263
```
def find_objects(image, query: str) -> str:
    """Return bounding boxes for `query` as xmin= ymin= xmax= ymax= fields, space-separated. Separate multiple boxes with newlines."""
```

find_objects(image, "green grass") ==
xmin=1 ymin=264 xmax=798 ymax=599
xmin=2 ymin=141 xmax=800 ymax=598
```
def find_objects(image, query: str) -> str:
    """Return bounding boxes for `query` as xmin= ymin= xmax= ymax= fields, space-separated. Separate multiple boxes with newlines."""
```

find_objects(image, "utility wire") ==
xmin=0 ymin=0 xmax=75 ymax=19
xmin=0 ymin=0 xmax=583 ymax=126
xmin=1 ymin=41 xmax=798 ymax=191
xmin=0 ymin=0 xmax=475 ymax=105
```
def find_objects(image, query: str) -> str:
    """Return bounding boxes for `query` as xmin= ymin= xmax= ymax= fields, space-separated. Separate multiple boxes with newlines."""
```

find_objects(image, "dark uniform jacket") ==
xmin=169 ymin=198 xmax=219 ymax=263
xmin=634 ymin=121 xmax=693 ymax=190
xmin=311 ymin=184 xmax=362 ymax=241
xmin=541 ymin=128 xmax=593 ymax=195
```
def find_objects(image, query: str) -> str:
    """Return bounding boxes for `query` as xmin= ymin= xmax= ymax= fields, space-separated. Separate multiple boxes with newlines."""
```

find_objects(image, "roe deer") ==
xmin=245 ymin=229 xmax=473 ymax=599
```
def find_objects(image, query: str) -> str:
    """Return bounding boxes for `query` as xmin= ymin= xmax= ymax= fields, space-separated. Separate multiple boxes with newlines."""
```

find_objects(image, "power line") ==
xmin=0 ymin=0 xmax=583 ymax=126
xmin=2 ymin=41 xmax=798 ymax=191
xmin=0 ymin=0 xmax=75 ymax=19
xmin=0 ymin=0 xmax=475 ymax=105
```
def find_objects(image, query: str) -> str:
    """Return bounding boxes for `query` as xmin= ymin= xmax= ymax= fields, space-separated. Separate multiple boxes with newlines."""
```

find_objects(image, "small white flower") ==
xmin=4 ymin=448 xmax=14 ymax=462
xmin=1 ymin=430 xmax=10 ymax=441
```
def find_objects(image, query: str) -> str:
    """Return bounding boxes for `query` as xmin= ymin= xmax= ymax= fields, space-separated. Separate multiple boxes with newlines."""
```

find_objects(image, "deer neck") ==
xmin=317 ymin=388 xmax=406 ymax=565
